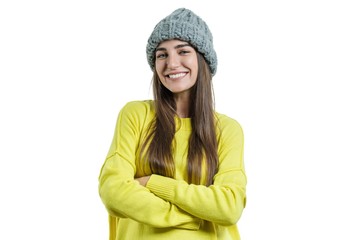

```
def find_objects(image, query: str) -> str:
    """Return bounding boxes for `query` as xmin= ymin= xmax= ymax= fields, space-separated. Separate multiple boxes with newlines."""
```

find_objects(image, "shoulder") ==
xmin=215 ymin=112 xmax=244 ymax=143
xmin=215 ymin=112 xmax=243 ymax=133
xmin=120 ymin=100 xmax=155 ymax=117
xmin=116 ymin=100 xmax=155 ymax=125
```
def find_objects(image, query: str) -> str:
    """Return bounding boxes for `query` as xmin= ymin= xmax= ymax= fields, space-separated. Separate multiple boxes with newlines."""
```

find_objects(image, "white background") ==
xmin=1 ymin=0 xmax=359 ymax=239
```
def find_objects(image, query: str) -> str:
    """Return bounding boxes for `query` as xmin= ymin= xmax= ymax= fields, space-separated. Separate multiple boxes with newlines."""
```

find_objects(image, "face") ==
xmin=155 ymin=39 xmax=198 ymax=95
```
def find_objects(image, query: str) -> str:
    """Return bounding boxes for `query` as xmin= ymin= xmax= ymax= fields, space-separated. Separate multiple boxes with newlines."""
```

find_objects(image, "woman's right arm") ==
xmin=98 ymin=102 xmax=201 ymax=229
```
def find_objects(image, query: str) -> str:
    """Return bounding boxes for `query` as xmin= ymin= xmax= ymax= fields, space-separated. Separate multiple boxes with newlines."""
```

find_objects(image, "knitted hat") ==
xmin=146 ymin=8 xmax=217 ymax=75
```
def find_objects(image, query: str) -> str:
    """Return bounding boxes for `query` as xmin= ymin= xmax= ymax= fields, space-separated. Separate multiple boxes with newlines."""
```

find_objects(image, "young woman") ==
xmin=98 ymin=8 xmax=247 ymax=240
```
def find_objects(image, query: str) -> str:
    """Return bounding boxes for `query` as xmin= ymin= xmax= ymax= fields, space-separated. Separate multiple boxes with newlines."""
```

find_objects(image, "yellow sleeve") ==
xmin=98 ymin=101 xmax=201 ymax=229
xmin=146 ymin=117 xmax=246 ymax=226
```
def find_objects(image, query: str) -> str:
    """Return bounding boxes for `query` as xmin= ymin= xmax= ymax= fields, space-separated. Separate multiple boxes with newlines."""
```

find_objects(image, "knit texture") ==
xmin=99 ymin=100 xmax=246 ymax=239
xmin=146 ymin=8 xmax=217 ymax=75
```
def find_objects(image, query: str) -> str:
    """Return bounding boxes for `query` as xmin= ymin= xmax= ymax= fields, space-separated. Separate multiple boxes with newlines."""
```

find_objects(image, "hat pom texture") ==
xmin=146 ymin=8 xmax=217 ymax=75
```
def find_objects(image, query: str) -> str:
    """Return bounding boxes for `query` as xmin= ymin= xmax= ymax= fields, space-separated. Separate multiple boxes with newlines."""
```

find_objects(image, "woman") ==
xmin=98 ymin=8 xmax=247 ymax=240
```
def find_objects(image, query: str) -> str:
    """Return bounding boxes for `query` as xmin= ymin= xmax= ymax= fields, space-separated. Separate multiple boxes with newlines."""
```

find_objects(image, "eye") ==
xmin=156 ymin=53 xmax=167 ymax=59
xmin=179 ymin=50 xmax=190 ymax=55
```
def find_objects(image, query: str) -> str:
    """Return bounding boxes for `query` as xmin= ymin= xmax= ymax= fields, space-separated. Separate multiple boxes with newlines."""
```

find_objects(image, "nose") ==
xmin=166 ymin=53 xmax=180 ymax=69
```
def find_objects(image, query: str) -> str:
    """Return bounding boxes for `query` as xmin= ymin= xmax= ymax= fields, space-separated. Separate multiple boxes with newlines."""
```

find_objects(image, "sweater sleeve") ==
xmin=98 ymin=102 xmax=201 ymax=229
xmin=146 ymin=116 xmax=247 ymax=226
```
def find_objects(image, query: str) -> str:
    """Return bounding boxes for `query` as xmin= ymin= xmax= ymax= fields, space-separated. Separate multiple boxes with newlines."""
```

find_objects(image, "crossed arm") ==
xmin=98 ymin=103 xmax=246 ymax=228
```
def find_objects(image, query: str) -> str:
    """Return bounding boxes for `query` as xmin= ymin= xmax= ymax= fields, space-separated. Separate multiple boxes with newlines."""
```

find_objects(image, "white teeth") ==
xmin=168 ymin=73 xmax=186 ymax=79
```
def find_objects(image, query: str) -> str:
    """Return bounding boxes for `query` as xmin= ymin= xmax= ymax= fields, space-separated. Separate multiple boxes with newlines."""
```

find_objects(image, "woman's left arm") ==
xmin=145 ymin=118 xmax=247 ymax=226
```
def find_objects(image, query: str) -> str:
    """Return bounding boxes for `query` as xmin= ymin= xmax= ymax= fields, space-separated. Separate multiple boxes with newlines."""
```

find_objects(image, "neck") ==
xmin=174 ymin=92 xmax=190 ymax=118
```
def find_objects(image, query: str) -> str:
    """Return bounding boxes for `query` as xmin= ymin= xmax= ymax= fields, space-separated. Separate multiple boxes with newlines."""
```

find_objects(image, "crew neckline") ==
xmin=176 ymin=116 xmax=192 ymax=131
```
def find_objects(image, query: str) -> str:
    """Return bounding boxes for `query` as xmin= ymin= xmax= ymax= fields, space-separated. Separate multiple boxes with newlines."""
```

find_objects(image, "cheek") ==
xmin=154 ymin=63 xmax=166 ymax=84
xmin=186 ymin=55 xmax=198 ymax=71
xmin=188 ymin=58 xmax=198 ymax=77
xmin=155 ymin=62 xmax=163 ymax=75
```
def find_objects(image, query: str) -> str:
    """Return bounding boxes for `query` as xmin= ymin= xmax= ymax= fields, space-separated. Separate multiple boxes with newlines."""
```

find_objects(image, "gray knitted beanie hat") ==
xmin=146 ymin=8 xmax=217 ymax=75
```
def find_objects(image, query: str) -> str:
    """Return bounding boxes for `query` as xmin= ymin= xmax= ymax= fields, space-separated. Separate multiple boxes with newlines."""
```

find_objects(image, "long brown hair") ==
xmin=141 ymin=52 xmax=219 ymax=186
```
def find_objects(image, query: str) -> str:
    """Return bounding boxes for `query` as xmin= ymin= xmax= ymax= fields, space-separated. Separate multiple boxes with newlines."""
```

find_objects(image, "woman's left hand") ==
xmin=135 ymin=176 xmax=151 ymax=186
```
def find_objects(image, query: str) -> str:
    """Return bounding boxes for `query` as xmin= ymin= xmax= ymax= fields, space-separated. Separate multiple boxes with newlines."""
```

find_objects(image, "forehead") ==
xmin=157 ymin=39 xmax=192 ymax=49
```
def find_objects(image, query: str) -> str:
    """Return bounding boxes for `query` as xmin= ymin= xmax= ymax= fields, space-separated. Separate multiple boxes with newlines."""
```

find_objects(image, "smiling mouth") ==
xmin=167 ymin=73 xmax=187 ymax=79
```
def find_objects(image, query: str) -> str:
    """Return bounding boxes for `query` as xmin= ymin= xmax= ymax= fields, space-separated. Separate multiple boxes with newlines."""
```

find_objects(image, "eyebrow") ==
xmin=155 ymin=44 xmax=192 ymax=52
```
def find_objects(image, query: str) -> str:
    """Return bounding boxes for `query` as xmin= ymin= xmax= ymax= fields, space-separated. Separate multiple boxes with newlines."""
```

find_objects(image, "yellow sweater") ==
xmin=98 ymin=100 xmax=247 ymax=240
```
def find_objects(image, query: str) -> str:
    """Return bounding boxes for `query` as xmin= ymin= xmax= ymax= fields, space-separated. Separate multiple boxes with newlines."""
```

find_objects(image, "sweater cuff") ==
xmin=146 ymin=174 xmax=178 ymax=201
